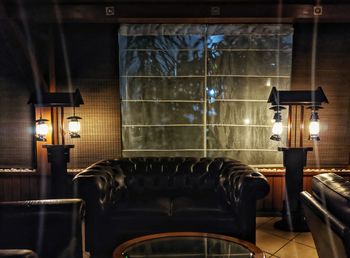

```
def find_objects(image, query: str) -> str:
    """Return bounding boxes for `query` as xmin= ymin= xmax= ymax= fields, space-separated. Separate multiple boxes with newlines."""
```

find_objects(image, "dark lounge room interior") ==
xmin=0 ymin=0 xmax=349 ymax=258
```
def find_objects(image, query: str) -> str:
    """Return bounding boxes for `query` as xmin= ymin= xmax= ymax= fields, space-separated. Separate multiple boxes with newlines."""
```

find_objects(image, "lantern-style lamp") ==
xmin=308 ymin=106 xmax=321 ymax=141
xmin=35 ymin=116 xmax=49 ymax=141
xmin=67 ymin=108 xmax=82 ymax=138
xmin=267 ymin=86 xmax=328 ymax=232
xmin=270 ymin=105 xmax=285 ymax=141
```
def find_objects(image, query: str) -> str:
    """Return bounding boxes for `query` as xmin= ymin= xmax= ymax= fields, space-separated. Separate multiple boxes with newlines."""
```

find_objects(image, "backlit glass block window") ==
xmin=118 ymin=24 xmax=293 ymax=165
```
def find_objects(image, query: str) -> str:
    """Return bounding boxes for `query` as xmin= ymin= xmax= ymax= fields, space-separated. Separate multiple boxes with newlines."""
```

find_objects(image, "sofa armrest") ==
xmin=301 ymin=190 xmax=350 ymax=258
xmin=73 ymin=170 xmax=113 ymax=213
xmin=0 ymin=199 xmax=85 ymax=258
xmin=221 ymin=167 xmax=269 ymax=242
xmin=0 ymin=249 xmax=38 ymax=258
xmin=226 ymin=167 xmax=270 ymax=206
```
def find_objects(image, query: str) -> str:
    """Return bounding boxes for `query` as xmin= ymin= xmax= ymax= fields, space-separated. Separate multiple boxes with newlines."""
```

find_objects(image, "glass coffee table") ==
xmin=113 ymin=232 xmax=265 ymax=258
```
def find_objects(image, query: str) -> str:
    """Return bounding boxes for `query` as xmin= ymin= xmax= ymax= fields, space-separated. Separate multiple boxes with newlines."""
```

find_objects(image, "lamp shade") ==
xmin=309 ymin=121 xmax=320 ymax=135
xmin=272 ymin=121 xmax=283 ymax=135
xmin=35 ymin=118 xmax=49 ymax=141
xmin=67 ymin=115 xmax=82 ymax=138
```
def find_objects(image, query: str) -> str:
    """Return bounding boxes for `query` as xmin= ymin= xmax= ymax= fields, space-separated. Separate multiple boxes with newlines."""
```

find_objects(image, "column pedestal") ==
xmin=274 ymin=147 xmax=313 ymax=232
xmin=43 ymin=144 xmax=74 ymax=198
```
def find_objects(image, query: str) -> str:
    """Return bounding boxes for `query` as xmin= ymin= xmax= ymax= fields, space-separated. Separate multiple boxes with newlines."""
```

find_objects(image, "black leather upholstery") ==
xmin=73 ymin=157 xmax=270 ymax=255
xmin=0 ymin=199 xmax=85 ymax=258
xmin=301 ymin=173 xmax=350 ymax=258
xmin=0 ymin=250 xmax=38 ymax=258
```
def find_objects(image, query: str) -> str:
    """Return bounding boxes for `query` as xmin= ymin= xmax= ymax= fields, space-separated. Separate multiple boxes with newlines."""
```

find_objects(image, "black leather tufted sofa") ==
xmin=0 ymin=199 xmax=85 ymax=258
xmin=73 ymin=157 xmax=270 ymax=256
xmin=301 ymin=173 xmax=350 ymax=258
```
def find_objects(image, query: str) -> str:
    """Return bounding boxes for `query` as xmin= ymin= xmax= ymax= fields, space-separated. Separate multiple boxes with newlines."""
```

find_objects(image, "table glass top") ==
xmin=122 ymin=235 xmax=253 ymax=258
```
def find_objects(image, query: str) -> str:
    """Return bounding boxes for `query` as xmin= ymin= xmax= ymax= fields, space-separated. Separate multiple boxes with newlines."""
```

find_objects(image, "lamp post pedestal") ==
xmin=43 ymin=144 xmax=74 ymax=198
xmin=274 ymin=147 xmax=313 ymax=232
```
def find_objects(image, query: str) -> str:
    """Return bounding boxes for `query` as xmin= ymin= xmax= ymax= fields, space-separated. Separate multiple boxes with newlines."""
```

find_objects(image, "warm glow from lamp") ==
xmin=68 ymin=119 xmax=80 ymax=133
xmin=309 ymin=107 xmax=321 ymax=141
xmin=35 ymin=118 xmax=49 ymax=141
xmin=309 ymin=120 xmax=320 ymax=135
xmin=67 ymin=115 xmax=82 ymax=138
xmin=272 ymin=121 xmax=283 ymax=135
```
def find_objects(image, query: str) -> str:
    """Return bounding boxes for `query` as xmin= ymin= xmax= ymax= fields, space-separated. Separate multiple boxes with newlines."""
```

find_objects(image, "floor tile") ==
xmin=275 ymin=241 xmax=319 ymax=258
xmin=256 ymin=216 xmax=274 ymax=227
xmin=258 ymin=217 xmax=300 ymax=240
xmin=263 ymin=251 xmax=274 ymax=257
xmin=256 ymin=229 xmax=289 ymax=255
xmin=264 ymin=251 xmax=280 ymax=258
xmin=293 ymin=232 xmax=316 ymax=248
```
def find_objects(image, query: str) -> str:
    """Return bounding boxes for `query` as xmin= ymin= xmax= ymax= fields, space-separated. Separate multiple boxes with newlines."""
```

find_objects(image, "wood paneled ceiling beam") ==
xmin=2 ymin=3 xmax=350 ymax=23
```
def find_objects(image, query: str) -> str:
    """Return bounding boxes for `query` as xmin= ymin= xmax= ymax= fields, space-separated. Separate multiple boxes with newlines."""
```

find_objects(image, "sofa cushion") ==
xmin=172 ymin=194 xmax=232 ymax=218
xmin=113 ymin=195 xmax=171 ymax=216
xmin=312 ymin=173 xmax=350 ymax=227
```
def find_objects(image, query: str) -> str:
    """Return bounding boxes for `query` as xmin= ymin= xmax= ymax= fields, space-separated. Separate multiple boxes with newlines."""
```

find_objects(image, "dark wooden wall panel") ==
xmin=0 ymin=173 xmax=42 ymax=201
xmin=291 ymin=23 xmax=350 ymax=167
xmin=55 ymin=24 xmax=121 ymax=169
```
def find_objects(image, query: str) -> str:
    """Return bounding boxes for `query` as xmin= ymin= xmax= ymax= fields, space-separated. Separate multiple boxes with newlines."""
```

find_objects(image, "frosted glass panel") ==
xmin=122 ymin=102 xmax=204 ymax=125
xmin=123 ymin=127 xmax=204 ymax=150
xmin=121 ymin=77 xmax=204 ymax=100
xmin=119 ymin=24 xmax=293 ymax=165
xmin=206 ymin=102 xmax=281 ymax=125
xmin=208 ymin=51 xmax=292 ymax=76
xmin=207 ymin=77 xmax=290 ymax=100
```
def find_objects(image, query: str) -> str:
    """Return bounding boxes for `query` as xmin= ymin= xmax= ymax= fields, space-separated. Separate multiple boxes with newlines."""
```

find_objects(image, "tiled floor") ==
xmin=256 ymin=217 xmax=319 ymax=258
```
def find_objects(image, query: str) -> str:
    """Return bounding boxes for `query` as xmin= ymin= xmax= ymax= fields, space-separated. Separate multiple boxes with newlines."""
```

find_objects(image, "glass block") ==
xmin=121 ymin=49 xmax=205 ymax=76
xmin=207 ymin=24 xmax=293 ymax=36
xmin=207 ymin=77 xmax=290 ymax=100
xmin=207 ymin=35 xmax=250 ymax=49
xmin=247 ymin=51 xmax=292 ymax=76
xmin=122 ymin=102 xmax=204 ymax=125
xmin=207 ymin=126 xmax=287 ymax=149
xmin=119 ymin=24 xmax=206 ymax=37
xmin=280 ymin=34 xmax=293 ymax=50
xmin=120 ymin=35 xmax=205 ymax=50
xmin=207 ymin=102 xmax=281 ymax=126
xmin=208 ymin=51 xmax=248 ymax=75
xmin=121 ymin=77 xmax=205 ymax=100
xmin=250 ymin=35 xmax=279 ymax=49
xmin=122 ymin=126 xmax=204 ymax=149
xmin=207 ymin=150 xmax=283 ymax=165
xmin=123 ymin=151 xmax=205 ymax=158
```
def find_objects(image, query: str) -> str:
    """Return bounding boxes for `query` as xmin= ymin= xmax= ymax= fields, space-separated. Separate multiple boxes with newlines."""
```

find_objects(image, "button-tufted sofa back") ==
xmin=83 ymin=157 xmax=244 ymax=197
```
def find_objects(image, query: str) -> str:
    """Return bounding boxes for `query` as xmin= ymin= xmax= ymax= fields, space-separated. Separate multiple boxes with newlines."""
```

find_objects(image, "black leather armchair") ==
xmin=73 ymin=157 xmax=270 ymax=256
xmin=301 ymin=173 xmax=350 ymax=258
xmin=0 ymin=199 xmax=85 ymax=258
xmin=0 ymin=250 xmax=38 ymax=258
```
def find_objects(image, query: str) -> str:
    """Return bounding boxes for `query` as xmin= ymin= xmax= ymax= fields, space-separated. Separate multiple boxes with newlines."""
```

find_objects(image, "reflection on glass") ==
xmin=119 ymin=24 xmax=293 ymax=165
xmin=124 ymin=236 xmax=253 ymax=258
xmin=243 ymin=118 xmax=251 ymax=125
xmin=266 ymin=77 xmax=272 ymax=87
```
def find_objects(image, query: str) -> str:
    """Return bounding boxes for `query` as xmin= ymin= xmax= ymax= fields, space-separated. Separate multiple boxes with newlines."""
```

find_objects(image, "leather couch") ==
xmin=301 ymin=173 xmax=350 ymax=258
xmin=0 ymin=250 xmax=38 ymax=258
xmin=73 ymin=157 xmax=270 ymax=256
xmin=0 ymin=199 xmax=85 ymax=258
